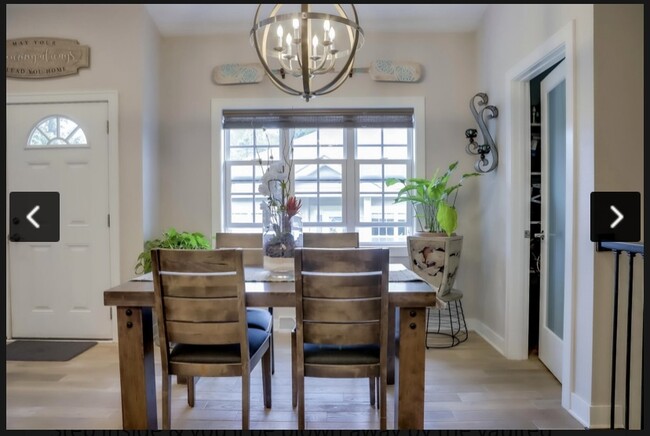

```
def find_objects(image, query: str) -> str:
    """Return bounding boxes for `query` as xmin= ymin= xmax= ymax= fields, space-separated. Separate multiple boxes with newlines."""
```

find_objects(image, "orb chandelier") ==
xmin=251 ymin=4 xmax=364 ymax=102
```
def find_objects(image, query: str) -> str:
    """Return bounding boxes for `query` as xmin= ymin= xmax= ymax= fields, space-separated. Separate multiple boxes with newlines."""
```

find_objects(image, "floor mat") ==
xmin=6 ymin=340 xmax=97 ymax=361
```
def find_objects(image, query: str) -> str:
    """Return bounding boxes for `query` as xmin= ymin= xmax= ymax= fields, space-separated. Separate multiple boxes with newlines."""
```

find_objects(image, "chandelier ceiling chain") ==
xmin=251 ymin=4 xmax=364 ymax=102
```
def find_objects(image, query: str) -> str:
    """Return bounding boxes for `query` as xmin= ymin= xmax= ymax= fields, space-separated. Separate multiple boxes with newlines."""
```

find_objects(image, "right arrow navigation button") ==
xmin=591 ymin=192 xmax=640 ymax=242
xmin=609 ymin=205 xmax=623 ymax=229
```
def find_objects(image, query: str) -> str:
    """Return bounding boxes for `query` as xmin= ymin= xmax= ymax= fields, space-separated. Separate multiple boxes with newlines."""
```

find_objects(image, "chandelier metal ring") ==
xmin=251 ymin=4 xmax=364 ymax=101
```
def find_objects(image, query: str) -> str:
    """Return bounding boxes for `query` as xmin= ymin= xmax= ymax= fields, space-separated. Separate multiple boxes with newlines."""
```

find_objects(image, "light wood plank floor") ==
xmin=6 ymin=331 xmax=585 ymax=430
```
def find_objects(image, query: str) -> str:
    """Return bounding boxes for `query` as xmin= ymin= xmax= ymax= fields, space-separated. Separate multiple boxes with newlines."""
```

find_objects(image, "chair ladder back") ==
xmin=295 ymin=248 xmax=389 ymax=347
xmin=215 ymin=232 xmax=263 ymax=266
xmin=303 ymin=232 xmax=359 ymax=248
xmin=152 ymin=248 xmax=249 ymax=356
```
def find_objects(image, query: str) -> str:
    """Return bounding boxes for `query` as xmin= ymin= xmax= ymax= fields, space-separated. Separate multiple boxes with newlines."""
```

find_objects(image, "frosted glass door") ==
xmin=539 ymin=59 xmax=566 ymax=381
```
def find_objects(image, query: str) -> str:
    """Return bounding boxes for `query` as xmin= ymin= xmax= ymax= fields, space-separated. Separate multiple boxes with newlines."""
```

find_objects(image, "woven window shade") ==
xmin=222 ymin=108 xmax=414 ymax=129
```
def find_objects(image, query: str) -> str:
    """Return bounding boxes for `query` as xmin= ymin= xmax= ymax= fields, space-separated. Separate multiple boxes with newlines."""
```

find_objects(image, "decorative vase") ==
xmin=262 ymin=208 xmax=303 ymax=279
xmin=406 ymin=234 xmax=463 ymax=298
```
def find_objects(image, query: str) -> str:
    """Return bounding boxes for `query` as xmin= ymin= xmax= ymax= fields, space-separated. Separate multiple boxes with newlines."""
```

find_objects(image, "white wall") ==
xmin=142 ymin=10 xmax=161 ymax=241
xmin=592 ymin=4 xmax=644 ymax=429
xmin=477 ymin=3 xmax=644 ymax=428
xmin=6 ymin=4 xmax=159 ymax=282
xmin=476 ymin=2 xmax=595 ymax=425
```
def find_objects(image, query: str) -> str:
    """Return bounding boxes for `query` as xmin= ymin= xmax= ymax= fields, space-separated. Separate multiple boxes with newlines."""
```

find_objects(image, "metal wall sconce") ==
xmin=465 ymin=92 xmax=499 ymax=173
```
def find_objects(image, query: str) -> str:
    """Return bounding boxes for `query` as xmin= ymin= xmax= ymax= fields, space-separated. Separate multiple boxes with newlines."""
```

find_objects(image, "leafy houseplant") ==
xmin=386 ymin=161 xmax=480 ymax=236
xmin=134 ymin=227 xmax=211 ymax=274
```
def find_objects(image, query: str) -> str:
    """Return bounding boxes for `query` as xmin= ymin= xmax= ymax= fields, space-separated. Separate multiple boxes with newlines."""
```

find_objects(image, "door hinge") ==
xmin=110 ymin=307 xmax=113 ymax=320
xmin=107 ymin=214 xmax=111 ymax=228
xmin=106 ymin=120 xmax=109 ymax=134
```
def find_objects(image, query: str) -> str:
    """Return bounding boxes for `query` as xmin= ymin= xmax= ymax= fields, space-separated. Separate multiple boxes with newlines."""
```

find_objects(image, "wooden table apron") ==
xmin=104 ymin=271 xmax=435 ymax=430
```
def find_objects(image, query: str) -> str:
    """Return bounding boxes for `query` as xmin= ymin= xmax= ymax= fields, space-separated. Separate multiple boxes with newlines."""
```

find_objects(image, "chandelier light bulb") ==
xmin=285 ymin=33 xmax=293 ymax=57
xmin=292 ymin=18 xmax=301 ymax=44
xmin=276 ymin=25 xmax=284 ymax=49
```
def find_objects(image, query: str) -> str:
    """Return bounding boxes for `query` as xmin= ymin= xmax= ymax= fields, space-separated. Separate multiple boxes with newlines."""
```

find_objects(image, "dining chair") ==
xmin=292 ymin=232 xmax=378 ymax=408
xmin=406 ymin=234 xmax=468 ymax=348
xmin=303 ymin=231 xmax=360 ymax=248
xmin=151 ymin=248 xmax=272 ymax=429
xmin=215 ymin=232 xmax=275 ymax=373
xmin=293 ymin=247 xmax=389 ymax=429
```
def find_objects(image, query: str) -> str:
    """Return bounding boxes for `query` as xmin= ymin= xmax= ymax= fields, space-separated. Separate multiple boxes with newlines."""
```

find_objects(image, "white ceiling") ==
xmin=145 ymin=4 xmax=489 ymax=36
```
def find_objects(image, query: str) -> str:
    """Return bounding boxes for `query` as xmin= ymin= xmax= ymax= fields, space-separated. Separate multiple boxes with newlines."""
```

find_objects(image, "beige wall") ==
xmin=476 ymin=2 xmax=596 ymax=425
xmin=477 ymin=3 xmax=644 ymax=428
xmin=6 ymin=4 xmax=159 ymax=282
xmin=142 ymin=8 xmax=161 ymax=241
xmin=593 ymin=4 xmax=644 ymax=429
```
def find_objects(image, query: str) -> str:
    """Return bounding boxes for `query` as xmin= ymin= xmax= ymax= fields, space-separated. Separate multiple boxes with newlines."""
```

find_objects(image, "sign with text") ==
xmin=6 ymin=37 xmax=90 ymax=79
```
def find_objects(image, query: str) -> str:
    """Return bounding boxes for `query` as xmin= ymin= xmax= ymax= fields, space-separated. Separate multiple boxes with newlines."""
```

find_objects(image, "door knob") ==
xmin=533 ymin=231 xmax=545 ymax=240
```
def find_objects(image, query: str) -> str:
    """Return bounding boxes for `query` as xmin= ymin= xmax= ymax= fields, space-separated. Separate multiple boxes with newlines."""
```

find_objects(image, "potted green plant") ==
xmin=387 ymin=161 xmax=480 ymax=296
xmin=386 ymin=161 xmax=480 ymax=236
xmin=134 ymin=227 xmax=211 ymax=274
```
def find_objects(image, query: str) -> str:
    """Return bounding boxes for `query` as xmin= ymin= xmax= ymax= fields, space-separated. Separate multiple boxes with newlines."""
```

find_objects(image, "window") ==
xmin=221 ymin=108 xmax=415 ymax=245
xmin=27 ymin=115 xmax=88 ymax=148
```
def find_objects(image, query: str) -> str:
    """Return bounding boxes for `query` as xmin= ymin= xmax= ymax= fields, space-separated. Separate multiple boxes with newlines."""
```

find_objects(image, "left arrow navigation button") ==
xmin=9 ymin=192 xmax=60 ymax=242
xmin=27 ymin=205 xmax=41 ymax=229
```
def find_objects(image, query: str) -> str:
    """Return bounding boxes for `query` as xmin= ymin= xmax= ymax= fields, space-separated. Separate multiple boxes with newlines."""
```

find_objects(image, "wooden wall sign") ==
xmin=6 ymin=37 xmax=90 ymax=79
xmin=213 ymin=63 xmax=265 ymax=85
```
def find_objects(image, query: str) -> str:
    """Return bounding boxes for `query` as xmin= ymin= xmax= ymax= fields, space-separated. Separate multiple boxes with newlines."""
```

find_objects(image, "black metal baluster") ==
xmin=611 ymin=250 xmax=621 ymax=429
xmin=642 ymin=252 xmax=646 ymax=430
xmin=625 ymin=252 xmax=636 ymax=429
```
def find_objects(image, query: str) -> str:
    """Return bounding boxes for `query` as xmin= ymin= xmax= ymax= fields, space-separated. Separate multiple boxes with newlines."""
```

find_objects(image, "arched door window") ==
xmin=27 ymin=115 xmax=88 ymax=148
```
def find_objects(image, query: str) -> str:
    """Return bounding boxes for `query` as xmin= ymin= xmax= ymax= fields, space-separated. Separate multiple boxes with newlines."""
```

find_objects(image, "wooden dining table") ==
xmin=103 ymin=264 xmax=436 ymax=430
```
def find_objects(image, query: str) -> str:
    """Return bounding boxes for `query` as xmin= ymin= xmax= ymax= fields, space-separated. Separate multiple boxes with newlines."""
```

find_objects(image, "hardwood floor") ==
xmin=6 ymin=331 xmax=584 ymax=430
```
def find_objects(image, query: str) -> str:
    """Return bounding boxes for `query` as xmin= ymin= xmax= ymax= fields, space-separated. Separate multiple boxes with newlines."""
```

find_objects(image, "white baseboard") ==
xmin=584 ymin=401 xmax=631 ymax=429
xmin=568 ymin=392 xmax=593 ymax=428
xmin=466 ymin=317 xmax=506 ymax=356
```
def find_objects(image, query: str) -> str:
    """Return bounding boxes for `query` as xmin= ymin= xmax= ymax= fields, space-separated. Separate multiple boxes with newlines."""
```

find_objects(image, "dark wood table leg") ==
xmin=387 ymin=304 xmax=396 ymax=385
xmin=394 ymin=307 xmax=426 ymax=429
xmin=117 ymin=306 xmax=158 ymax=429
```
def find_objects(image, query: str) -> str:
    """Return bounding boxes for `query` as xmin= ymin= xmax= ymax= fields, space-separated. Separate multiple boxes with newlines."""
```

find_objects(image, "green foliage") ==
xmin=386 ymin=161 xmax=480 ymax=236
xmin=134 ymin=227 xmax=211 ymax=274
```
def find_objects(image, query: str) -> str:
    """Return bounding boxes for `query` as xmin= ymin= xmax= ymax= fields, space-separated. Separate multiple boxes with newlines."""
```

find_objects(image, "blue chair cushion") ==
xmin=303 ymin=343 xmax=380 ymax=365
xmin=169 ymin=328 xmax=270 ymax=364
xmin=247 ymin=308 xmax=272 ymax=331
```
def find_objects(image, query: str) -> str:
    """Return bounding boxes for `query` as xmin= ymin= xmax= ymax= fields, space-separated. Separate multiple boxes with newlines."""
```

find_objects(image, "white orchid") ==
xmin=255 ymin=128 xmax=302 ymax=253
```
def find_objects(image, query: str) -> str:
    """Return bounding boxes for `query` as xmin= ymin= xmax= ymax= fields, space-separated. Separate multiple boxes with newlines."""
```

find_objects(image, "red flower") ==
xmin=285 ymin=196 xmax=302 ymax=218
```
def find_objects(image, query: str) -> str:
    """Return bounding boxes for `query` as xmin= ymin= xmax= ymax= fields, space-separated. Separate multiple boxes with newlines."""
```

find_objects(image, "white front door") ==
xmin=7 ymin=101 xmax=112 ymax=339
xmin=538 ymin=59 xmax=567 ymax=380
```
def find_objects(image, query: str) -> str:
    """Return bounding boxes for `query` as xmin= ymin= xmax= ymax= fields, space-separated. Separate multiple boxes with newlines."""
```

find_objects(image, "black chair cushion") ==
xmin=303 ymin=343 xmax=380 ymax=365
xmin=246 ymin=308 xmax=273 ymax=331
xmin=169 ymin=328 xmax=269 ymax=364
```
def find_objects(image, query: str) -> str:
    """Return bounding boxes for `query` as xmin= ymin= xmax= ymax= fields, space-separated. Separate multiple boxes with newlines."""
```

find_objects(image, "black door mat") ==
xmin=6 ymin=340 xmax=97 ymax=361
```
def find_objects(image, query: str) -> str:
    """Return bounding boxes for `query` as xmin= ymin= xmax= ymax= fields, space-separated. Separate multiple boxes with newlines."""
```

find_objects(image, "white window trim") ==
xmin=211 ymin=96 xmax=426 ymax=257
